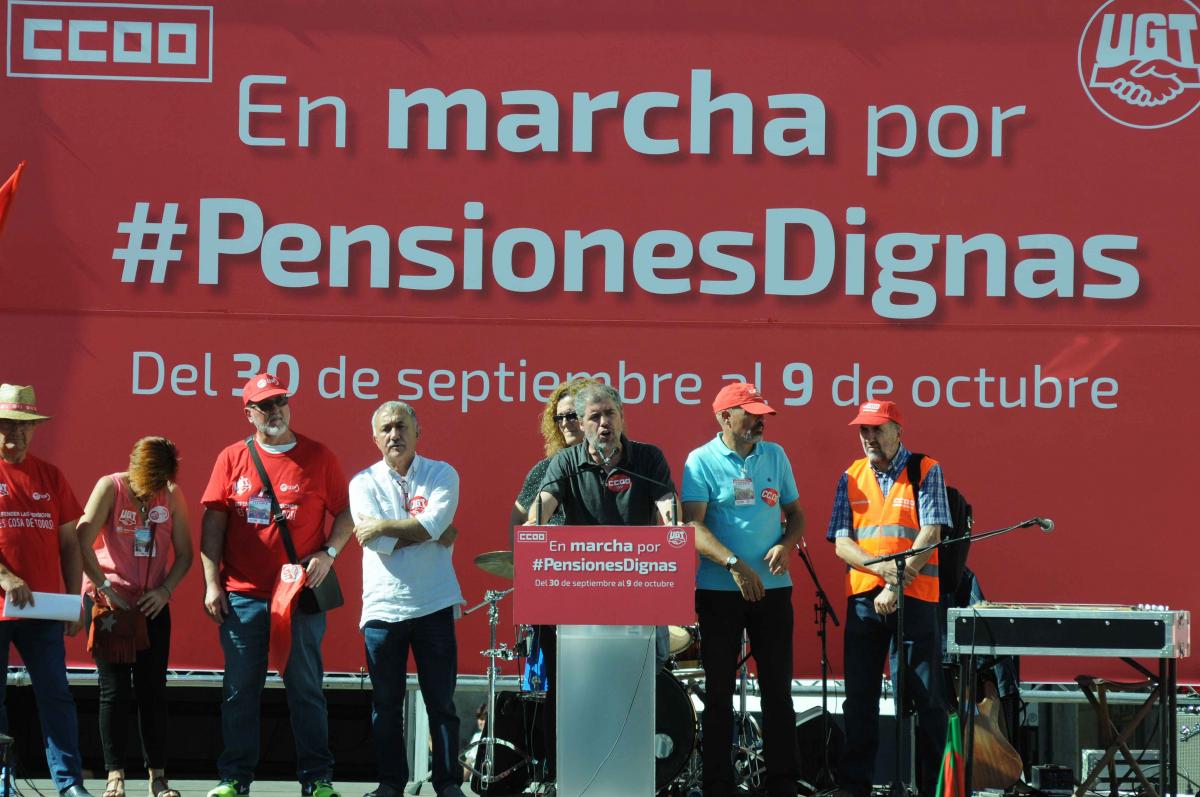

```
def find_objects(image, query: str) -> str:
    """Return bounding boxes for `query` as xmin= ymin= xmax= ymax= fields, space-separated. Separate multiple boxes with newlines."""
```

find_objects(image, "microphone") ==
xmin=530 ymin=468 xmax=586 ymax=524
xmin=593 ymin=435 xmax=622 ymax=471
xmin=1036 ymin=517 xmax=1055 ymax=532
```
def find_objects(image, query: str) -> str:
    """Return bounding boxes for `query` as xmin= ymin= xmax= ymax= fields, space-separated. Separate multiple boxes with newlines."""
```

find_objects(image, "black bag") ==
xmin=297 ymin=567 xmax=344 ymax=614
xmin=906 ymin=452 xmax=973 ymax=597
xmin=245 ymin=438 xmax=344 ymax=614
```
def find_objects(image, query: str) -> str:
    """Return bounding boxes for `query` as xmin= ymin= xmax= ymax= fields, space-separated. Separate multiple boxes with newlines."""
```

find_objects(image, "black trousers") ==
xmin=696 ymin=587 xmax=797 ymax=797
xmin=94 ymin=606 xmax=171 ymax=771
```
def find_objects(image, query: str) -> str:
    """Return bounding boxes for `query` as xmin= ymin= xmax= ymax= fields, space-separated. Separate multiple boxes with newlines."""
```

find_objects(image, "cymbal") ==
xmin=474 ymin=550 xmax=514 ymax=579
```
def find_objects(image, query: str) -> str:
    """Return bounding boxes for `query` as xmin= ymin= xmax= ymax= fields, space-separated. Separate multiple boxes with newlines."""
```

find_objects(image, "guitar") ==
xmin=970 ymin=681 xmax=1024 ymax=789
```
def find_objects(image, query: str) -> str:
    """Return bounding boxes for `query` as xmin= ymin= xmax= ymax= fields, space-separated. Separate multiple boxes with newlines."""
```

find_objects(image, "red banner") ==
xmin=513 ymin=525 xmax=695 ymax=625
xmin=2 ymin=0 xmax=1197 ymax=682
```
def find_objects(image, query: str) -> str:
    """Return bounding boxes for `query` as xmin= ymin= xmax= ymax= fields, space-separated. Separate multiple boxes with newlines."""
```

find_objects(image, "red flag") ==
xmin=0 ymin=161 xmax=27 ymax=238
xmin=269 ymin=563 xmax=307 ymax=674
xmin=937 ymin=712 xmax=966 ymax=797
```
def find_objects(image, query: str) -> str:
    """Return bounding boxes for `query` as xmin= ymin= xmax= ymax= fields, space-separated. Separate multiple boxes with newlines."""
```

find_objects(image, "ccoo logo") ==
xmin=7 ymin=1 xmax=213 ymax=83
xmin=1079 ymin=0 xmax=1200 ymax=128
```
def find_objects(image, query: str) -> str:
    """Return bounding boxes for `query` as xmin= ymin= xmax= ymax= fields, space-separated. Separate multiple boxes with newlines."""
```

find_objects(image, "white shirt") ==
xmin=350 ymin=454 xmax=464 ymax=627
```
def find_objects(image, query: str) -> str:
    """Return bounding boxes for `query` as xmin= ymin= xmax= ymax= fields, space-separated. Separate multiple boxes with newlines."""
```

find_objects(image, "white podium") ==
xmin=513 ymin=525 xmax=697 ymax=797
xmin=558 ymin=624 xmax=657 ymax=797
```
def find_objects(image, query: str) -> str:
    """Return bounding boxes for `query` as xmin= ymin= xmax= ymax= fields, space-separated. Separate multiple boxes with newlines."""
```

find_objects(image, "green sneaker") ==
xmin=303 ymin=781 xmax=340 ymax=797
xmin=207 ymin=780 xmax=250 ymax=797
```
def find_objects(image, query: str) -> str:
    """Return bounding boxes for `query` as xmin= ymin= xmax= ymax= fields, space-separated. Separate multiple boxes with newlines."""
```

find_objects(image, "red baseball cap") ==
xmin=242 ymin=373 xmax=288 ymax=406
xmin=712 ymin=382 xmax=776 ymax=415
xmin=848 ymin=399 xmax=903 ymax=426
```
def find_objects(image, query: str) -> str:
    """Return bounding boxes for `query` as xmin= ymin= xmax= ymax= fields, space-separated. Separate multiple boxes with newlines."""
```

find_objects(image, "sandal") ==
xmin=150 ymin=776 xmax=181 ymax=797
xmin=104 ymin=775 xmax=125 ymax=797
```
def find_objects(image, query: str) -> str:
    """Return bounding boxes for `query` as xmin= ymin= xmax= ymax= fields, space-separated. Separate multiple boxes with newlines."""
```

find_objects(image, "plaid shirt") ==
xmin=825 ymin=442 xmax=952 ymax=541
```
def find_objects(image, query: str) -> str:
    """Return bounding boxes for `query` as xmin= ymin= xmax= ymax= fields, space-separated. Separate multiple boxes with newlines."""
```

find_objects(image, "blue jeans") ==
xmin=363 ymin=607 xmax=460 ymax=794
xmin=840 ymin=590 xmax=946 ymax=797
xmin=218 ymin=593 xmax=333 ymax=785
xmin=0 ymin=619 xmax=84 ymax=791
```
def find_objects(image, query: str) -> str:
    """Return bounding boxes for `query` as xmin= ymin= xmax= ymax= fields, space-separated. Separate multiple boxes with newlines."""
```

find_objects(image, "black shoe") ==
xmin=60 ymin=785 xmax=94 ymax=797
xmin=362 ymin=786 xmax=402 ymax=797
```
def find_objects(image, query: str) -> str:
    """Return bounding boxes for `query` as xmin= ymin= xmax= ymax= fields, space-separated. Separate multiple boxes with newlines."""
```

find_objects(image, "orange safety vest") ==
xmin=845 ymin=455 xmax=940 ymax=603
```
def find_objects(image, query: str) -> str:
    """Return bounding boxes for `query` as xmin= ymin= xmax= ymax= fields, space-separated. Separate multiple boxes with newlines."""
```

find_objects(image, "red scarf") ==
xmin=269 ymin=564 xmax=307 ymax=674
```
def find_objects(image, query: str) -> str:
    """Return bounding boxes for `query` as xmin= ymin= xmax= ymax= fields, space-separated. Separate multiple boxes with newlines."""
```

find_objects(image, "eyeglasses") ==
xmin=553 ymin=412 xmax=578 ymax=424
xmin=249 ymin=396 xmax=288 ymax=412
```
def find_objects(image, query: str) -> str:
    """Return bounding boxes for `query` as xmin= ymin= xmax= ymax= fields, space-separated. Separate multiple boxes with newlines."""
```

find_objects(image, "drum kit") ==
xmin=460 ymin=550 xmax=775 ymax=797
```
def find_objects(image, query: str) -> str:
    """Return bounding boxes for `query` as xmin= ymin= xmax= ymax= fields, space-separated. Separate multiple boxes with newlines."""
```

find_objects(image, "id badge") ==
xmin=133 ymin=526 xmax=154 ymax=557
xmin=733 ymin=477 xmax=756 ymax=506
xmin=247 ymin=496 xmax=272 ymax=525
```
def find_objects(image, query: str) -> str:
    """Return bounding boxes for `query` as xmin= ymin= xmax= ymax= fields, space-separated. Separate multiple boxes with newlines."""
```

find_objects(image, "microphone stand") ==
xmin=864 ymin=517 xmax=1050 ymax=797
xmin=795 ymin=539 xmax=841 ymax=794
xmin=607 ymin=462 xmax=680 ymax=525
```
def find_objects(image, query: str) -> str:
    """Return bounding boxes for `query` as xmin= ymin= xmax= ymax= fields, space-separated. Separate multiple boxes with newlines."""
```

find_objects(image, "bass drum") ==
xmin=656 ymin=670 xmax=698 ymax=792
xmin=470 ymin=691 xmax=547 ymax=796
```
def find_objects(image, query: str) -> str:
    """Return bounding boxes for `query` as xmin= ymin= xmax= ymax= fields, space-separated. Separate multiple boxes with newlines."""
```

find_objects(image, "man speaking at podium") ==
xmin=524 ymin=381 xmax=678 ymax=783
xmin=527 ymin=381 xmax=677 ymax=528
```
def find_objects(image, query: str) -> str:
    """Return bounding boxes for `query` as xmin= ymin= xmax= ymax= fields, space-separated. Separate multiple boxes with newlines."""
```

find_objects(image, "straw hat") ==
xmin=0 ymin=384 xmax=51 ymax=421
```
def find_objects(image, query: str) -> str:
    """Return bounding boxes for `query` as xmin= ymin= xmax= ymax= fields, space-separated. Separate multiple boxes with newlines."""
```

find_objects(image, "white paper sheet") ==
xmin=3 ymin=591 xmax=82 ymax=621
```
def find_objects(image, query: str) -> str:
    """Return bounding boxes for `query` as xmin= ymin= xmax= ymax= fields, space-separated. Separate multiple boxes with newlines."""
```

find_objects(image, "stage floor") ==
xmin=12 ymin=782 xmax=484 ymax=797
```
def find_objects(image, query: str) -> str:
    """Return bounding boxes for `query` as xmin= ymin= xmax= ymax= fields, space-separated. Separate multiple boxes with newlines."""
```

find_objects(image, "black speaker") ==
xmin=796 ymin=709 xmax=844 ymax=792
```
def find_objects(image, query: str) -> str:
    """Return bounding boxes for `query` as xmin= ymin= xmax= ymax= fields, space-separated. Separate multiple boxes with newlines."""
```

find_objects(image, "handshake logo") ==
xmin=1080 ymin=0 xmax=1200 ymax=128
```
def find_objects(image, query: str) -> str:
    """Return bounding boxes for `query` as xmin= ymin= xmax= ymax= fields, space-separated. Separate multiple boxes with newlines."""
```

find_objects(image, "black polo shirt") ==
xmin=537 ymin=435 xmax=676 ymax=526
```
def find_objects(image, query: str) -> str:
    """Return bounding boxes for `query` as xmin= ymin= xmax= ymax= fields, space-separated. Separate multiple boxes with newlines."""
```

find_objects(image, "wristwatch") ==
xmin=724 ymin=555 xmax=738 ymax=571
xmin=324 ymin=546 xmax=338 ymax=560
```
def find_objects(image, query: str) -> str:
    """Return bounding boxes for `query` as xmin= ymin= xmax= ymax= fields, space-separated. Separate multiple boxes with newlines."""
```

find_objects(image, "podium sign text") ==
xmin=514 ymin=525 xmax=696 ymax=625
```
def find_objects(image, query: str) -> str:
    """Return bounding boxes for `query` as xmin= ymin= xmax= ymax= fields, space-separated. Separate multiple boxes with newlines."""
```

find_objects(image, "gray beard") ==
xmin=255 ymin=417 xmax=289 ymax=438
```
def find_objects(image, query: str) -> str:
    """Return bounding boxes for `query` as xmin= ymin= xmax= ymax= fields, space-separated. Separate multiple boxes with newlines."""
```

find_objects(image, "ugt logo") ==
xmin=1079 ymin=0 xmax=1200 ymax=128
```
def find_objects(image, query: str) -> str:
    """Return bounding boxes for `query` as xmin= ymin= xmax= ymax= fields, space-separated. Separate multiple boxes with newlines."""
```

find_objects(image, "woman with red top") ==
xmin=76 ymin=437 xmax=193 ymax=797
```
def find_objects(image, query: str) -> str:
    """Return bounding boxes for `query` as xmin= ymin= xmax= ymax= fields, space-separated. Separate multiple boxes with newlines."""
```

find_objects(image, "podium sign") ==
xmin=513 ymin=525 xmax=696 ymax=625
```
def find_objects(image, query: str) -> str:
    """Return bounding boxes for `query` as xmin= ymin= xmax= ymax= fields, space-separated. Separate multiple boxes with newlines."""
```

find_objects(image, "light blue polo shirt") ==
xmin=681 ymin=434 xmax=800 ymax=591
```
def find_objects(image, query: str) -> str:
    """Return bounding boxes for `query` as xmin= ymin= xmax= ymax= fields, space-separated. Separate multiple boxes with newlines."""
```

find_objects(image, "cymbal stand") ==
xmin=459 ymin=588 xmax=527 ymax=791
xmin=732 ymin=630 xmax=765 ymax=792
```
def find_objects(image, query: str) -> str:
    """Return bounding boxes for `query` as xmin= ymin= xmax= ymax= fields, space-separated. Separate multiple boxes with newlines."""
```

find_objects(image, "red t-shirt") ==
xmin=0 ymin=454 xmax=83 ymax=617
xmin=201 ymin=433 xmax=349 ymax=599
